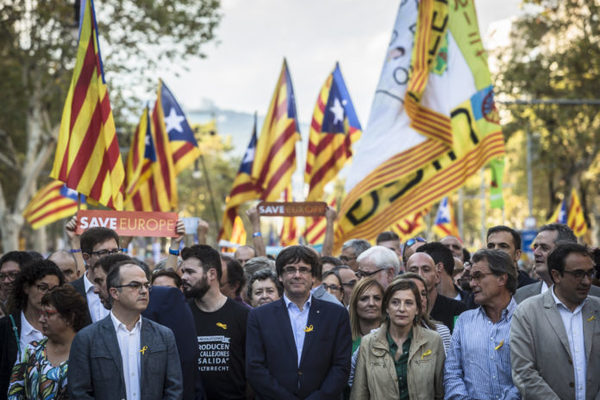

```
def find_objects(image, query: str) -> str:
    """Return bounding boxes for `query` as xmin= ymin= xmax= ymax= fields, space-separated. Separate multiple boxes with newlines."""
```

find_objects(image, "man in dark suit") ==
xmin=68 ymin=259 xmax=182 ymax=399
xmin=246 ymin=245 xmax=351 ymax=399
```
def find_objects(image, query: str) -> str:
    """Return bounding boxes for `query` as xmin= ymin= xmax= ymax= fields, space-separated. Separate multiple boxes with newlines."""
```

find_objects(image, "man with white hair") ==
xmin=355 ymin=246 xmax=399 ymax=289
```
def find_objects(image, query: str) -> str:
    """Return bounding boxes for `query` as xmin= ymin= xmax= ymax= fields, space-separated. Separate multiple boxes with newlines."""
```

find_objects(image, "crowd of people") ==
xmin=0 ymin=214 xmax=598 ymax=399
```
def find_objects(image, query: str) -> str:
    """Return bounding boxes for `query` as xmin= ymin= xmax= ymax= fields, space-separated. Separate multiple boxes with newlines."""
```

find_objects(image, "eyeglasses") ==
xmin=562 ymin=269 xmax=595 ymax=280
xmin=0 ymin=272 xmax=19 ymax=281
xmin=36 ymin=284 xmax=58 ymax=293
xmin=356 ymin=268 xmax=386 ymax=279
xmin=342 ymin=280 xmax=357 ymax=289
xmin=322 ymin=283 xmax=341 ymax=292
xmin=282 ymin=266 xmax=312 ymax=276
xmin=114 ymin=281 xmax=150 ymax=291
xmin=469 ymin=272 xmax=495 ymax=282
xmin=90 ymin=249 xmax=121 ymax=257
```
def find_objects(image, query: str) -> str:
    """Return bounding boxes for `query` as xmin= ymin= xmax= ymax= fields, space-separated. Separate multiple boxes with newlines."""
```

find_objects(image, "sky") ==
xmin=164 ymin=0 xmax=522 ymax=129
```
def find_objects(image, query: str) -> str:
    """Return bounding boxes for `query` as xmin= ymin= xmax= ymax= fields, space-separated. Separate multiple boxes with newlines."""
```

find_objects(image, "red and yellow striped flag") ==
xmin=23 ymin=181 xmax=86 ymax=230
xmin=304 ymin=197 xmax=336 ymax=245
xmin=390 ymin=209 xmax=428 ymax=242
xmin=251 ymin=60 xmax=301 ymax=201
xmin=305 ymin=63 xmax=361 ymax=201
xmin=567 ymin=189 xmax=587 ymax=237
xmin=50 ymin=0 xmax=124 ymax=210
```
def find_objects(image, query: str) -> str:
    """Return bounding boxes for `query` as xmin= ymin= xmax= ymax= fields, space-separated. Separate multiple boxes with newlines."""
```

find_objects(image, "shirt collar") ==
xmin=283 ymin=293 xmax=311 ymax=311
xmin=20 ymin=311 xmax=41 ymax=336
xmin=110 ymin=310 xmax=142 ymax=333
xmin=84 ymin=272 xmax=94 ymax=293
xmin=551 ymin=286 xmax=587 ymax=313
xmin=477 ymin=297 xmax=518 ymax=322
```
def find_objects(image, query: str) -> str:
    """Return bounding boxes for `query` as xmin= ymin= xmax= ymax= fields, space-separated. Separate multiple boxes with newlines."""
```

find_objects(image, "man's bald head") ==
xmin=234 ymin=245 xmax=256 ymax=267
xmin=406 ymin=252 xmax=439 ymax=295
xmin=48 ymin=250 xmax=80 ymax=283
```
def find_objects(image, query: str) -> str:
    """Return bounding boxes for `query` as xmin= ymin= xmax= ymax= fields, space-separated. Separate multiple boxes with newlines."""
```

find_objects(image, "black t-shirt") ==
xmin=430 ymin=293 xmax=467 ymax=332
xmin=189 ymin=297 xmax=249 ymax=400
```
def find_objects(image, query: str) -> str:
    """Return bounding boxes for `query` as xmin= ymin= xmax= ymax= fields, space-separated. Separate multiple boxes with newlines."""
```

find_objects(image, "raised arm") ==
xmin=246 ymin=207 xmax=266 ymax=257
xmin=65 ymin=216 xmax=85 ymax=276
xmin=321 ymin=206 xmax=337 ymax=257
xmin=165 ymin=219 xmax=185 ymax=271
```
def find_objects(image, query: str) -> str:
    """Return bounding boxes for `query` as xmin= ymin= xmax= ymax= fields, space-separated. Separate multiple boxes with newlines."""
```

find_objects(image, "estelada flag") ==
xmin=547 ymin=199 xmax=567 ymax=225
xmin=305 ymin=63 xmax=361 ymax=201
xmin=23 ymin=181 xmax=86 ymax=230
xmin=334 ymin=0 xmax=505 ymax=249
xmin=433 ymin=197 xmax=460 ymax=239
xmin=50 ymin=0 xmax=124 ymax=210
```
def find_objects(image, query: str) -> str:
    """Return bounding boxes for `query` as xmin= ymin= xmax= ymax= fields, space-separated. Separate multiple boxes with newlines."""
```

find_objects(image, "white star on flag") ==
xmin=164 ymin=108 xmax=185 ymax=133
xmin=242 ymin=147 xmax=254 ymax=164
xmin=330 ymin=97 xmax=345 ymax=125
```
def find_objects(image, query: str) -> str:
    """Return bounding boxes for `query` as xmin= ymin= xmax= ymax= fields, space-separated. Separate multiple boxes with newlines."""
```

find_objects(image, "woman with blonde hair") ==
xmin=351 ymin=279 xmax=445 ymax=400
xmin=348 ymin=278 xmax=384 ymax=353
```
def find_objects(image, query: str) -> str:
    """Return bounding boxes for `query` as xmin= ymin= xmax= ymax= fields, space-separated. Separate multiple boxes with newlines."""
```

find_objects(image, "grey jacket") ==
xmin=510 ymin=289 xmax=600 ymax=400
xmin=68 ymin=315 xmax=183 ymax=400
xmin=514 ymin=281 xmax=600 ymax=304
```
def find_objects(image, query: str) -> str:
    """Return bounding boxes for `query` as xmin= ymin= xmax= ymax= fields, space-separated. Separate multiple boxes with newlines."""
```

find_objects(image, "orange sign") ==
xmin=76 ymin=210 xmax=178 ymax=237
xmin=257 ymin=202 xmax=327 ymax=217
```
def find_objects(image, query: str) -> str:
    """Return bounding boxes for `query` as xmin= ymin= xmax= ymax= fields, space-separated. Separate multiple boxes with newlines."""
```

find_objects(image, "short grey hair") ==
xmin=342 ymin=239 xmax=371 ymax=256
xmin=357 ymin=246 xmax=400 ymax=274
xmin=471 ymin=249 xmax=517 ymax=294
xmin=244 ymin=256 xmax=275 ymax=277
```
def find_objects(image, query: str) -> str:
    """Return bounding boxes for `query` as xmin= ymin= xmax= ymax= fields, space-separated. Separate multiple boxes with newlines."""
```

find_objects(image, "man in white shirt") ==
xmin=510 ymin=243 xmax=600 ymax=399
xmin=70 ymin=226 xmax=122 ymax=322
xmin=68 ymin=259 xmax=182 ymax=400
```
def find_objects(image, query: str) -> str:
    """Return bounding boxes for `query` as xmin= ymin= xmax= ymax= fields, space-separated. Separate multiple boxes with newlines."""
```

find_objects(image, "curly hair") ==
xmin=8 ymin=260 xmax=64 ymax=314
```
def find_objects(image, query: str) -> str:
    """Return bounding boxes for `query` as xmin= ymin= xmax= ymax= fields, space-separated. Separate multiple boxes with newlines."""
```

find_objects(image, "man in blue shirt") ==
xmin=444 ymin=249 xmax=520 ymax=399
xmin=246 ymin=245 xmax=351 ymax=399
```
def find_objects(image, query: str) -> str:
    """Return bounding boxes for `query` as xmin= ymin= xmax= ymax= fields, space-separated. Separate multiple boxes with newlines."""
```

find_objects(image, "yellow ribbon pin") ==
xmin=216 ymin=322 xmax=228 ymax=330
xmin=304 ymin=325 xmax=314 ymax=333
xmin=587 ymin=315 xmax=596 ymax=322
xmin=421 ymin=349 xmax=432 ymax=360
xmin=140 ymin=345 xmax=148 ymax=355
xmin=495 ymin=340 xmax=504 ymax=351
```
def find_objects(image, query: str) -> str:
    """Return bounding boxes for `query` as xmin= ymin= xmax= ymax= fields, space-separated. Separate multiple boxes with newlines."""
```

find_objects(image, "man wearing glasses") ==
xmin=246 ymin=245 xmax=351 ymax=398
xmin=510 ymin=243 xmax=600 ymax=399
xmin=69 ymin=259 xmax=183 ymax=399
xmin=70 ymin=226 xmax=121 ymax=322
xmin=355 ymin=246 xmax=400 ymax=289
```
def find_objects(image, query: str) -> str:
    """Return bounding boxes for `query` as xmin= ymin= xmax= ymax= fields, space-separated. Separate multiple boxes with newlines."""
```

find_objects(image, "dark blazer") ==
xmin=142 ymin=286 xmax=205 ymax=400
xmin=246 ymin=297 xmax=351 ymax=400
xmin=69 ymin=275 xmax=93 ymax=322
xmin=68 ymin=314 xmax=183 ymax=400
xmin=0 ymin=312 xmax=20 ymax=400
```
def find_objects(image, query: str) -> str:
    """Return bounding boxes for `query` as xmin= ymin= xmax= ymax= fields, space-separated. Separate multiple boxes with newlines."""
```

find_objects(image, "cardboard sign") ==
xmin=75 ymin=210 xmax=178 ymax=237
xmin=257 ymin=202 xmax=327 ymax=217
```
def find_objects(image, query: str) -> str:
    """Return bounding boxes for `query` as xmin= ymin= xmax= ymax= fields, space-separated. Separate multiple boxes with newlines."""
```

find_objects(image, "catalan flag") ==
xmin=433 ymin=197 xmax=460 ymax=239
xmin=218 ymin=115 xmax=261 ymax=241
xmin=334 ymin=0 xmax=505 ymax=249
xmin=567 ymin=189 xmax=587 ymax=237
xmin=390 ymin=209 xmax=429 ymax=242
xmin=23 ymin=181 xmax=86 ymax=230
xmin=50 ymin=0 xmax=124 ymax=210
xmin=251 ymin=60 xmax=301 ymax=201
xmin=125 ymin=99 xmax=177 ymax=212
xmin=280 ymin=186 xmax=298 ymax=247
xmin=230 ymin=216 xmax=247 ymax=246
xmin=158 ymin=81 xmax=201 ymax=174
xmin=305 ymin=63 xmax=361 ymax=201
xmin=547 ymin=199 xmax=567 ymax=225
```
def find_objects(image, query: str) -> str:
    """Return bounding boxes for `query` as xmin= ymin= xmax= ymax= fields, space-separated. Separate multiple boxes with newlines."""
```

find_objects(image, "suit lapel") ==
xmin=582 ymin=299 xmax=598 ymax=363
xmin=100 ymin=316 xmax=125 ymax=380
xmin=299 ymin=298 xmax=321 ymax=366
xmin=542 ymin=291 xmax=572 ymax=358
xmin=140 ymin=318 xmax=152 ymax=394
xmin=276 ymin=299 xmax=299 ymax=366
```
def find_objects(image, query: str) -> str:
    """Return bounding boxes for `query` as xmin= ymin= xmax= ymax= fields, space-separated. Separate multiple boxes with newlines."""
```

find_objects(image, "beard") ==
xmin=184 ymin=275 xmax=210 ymax=300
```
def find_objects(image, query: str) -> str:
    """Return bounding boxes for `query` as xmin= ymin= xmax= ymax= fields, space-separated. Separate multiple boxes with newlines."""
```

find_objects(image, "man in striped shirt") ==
xmin=443 ymin=249 xmax=520 ymax=399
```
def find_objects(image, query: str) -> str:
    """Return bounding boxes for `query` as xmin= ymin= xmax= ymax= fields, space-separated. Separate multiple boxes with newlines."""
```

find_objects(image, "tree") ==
xmin=0 ymin=0 xmax=220 ymax=251
xmin=493 ymin=0 xmax=600 ymax=240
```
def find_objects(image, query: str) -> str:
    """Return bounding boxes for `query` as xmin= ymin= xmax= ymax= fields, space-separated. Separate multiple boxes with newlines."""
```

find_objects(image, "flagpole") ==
xmin=480 ymin=168 xmax=486 ymax=246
